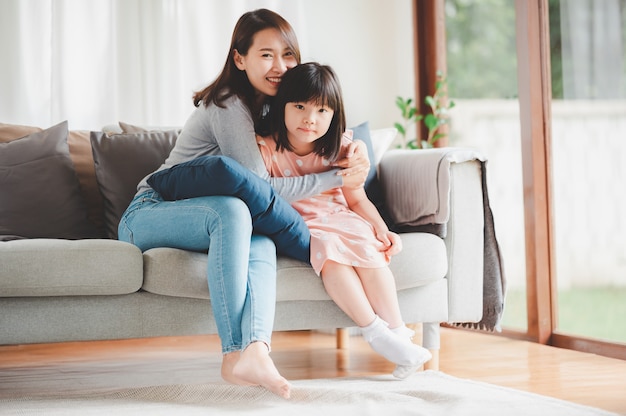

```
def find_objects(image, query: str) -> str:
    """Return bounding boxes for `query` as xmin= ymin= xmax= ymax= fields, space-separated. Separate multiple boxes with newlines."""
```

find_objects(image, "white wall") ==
xmin=290 ymin=1 xmax=415 ymax=129
xmin=0 ymin=0 xmax=415 ymax=131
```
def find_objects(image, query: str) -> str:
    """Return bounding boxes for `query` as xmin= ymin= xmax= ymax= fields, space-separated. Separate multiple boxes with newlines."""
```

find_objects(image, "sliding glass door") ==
xmin=442 ymin=0 xmax=626 ymax=357
xmin=548 ymin=0 xmax=626 ymax=344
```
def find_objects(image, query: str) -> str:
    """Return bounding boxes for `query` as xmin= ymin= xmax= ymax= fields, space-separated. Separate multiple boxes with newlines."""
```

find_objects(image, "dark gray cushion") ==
xmin=0 ymin=121 xmax=98 ymax=239
xmin=90 ymin=131 xmax=178 ymax=239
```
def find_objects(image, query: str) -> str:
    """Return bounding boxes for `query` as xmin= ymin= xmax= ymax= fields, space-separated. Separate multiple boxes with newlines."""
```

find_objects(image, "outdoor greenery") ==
xmin=547 ymin=0 xmax=564 ymax=98
xmin=502 ymin=288 xmax=626 ymax=343
xmin=445 ymin=0 xmax=626 ymax=99
xmin=394 ymin=72 xmax=455 ymax=149
xmin=445 ymin=0 xmax=518 ymax=99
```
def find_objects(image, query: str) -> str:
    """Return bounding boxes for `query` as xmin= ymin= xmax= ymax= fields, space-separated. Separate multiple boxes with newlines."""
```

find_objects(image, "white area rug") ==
xmin=0 ymin=371 xmax=618 ymax=416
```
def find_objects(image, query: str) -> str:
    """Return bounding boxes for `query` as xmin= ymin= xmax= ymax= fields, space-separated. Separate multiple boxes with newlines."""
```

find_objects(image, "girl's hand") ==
xmin=334 ymin=140 xmax=370 ymax=188
xmin=376 ymin=230 xmax=403 ymax=257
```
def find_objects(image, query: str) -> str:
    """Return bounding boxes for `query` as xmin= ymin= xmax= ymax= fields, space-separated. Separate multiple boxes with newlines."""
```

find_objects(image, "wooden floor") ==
xmin=1 ymin=327 xmax=625 ymax=414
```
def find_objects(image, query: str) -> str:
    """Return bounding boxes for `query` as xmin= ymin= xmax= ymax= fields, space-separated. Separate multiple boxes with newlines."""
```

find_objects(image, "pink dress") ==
xmin=257 ymin=131 xmax=389 ymax=275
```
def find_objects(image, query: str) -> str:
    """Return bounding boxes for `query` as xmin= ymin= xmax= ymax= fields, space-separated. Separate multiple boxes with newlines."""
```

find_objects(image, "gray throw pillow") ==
xmin=0 ymin=121 xmax=98 ymax=239
xmin=90 ymin=130 xmax=178 ymax=239
xmin=350 ymin=121 xmax=392 ymax=226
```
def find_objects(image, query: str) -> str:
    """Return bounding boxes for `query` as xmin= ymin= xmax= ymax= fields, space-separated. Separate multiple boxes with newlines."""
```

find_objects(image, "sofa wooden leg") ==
xmin=406 ymin=323 xmax=439 ymax=371
xmin=424 ymin=349 xmax=439 ymax=371
xmin=336 ymin=328 xmax=349 ymax=349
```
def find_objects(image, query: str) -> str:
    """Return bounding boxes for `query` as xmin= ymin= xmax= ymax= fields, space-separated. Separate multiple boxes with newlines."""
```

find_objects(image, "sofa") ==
xmin=0 ymin=120 xmax=487 ymax=368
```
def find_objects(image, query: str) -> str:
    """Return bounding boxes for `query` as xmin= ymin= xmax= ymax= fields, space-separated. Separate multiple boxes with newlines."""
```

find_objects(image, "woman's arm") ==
xmin=332 ymin=132 xmax=371 ymax=191
xmin=333 ymin=139 xmax=370 ymax=180
xmin=210 ymin=98 xmax=344 ymax=202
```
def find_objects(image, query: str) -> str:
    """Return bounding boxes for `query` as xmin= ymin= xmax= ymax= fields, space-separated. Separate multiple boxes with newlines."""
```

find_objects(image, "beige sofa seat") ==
xmin=141 ymin=232 xmax=447 ymax=302
xmin=0 ymin=239 xmax=143 ymax=297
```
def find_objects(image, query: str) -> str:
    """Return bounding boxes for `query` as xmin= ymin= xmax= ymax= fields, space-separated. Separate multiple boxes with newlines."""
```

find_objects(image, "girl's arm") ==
xmin=343 ymin=186 xmax=403 ymax=256
xmin=211 ymin=99 xmax=344 ymax=202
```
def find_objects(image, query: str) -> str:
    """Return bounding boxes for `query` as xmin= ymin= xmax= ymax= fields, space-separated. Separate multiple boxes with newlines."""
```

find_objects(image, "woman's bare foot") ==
xmin=232 ymin=341 xmax=291 ymax=399
xmin=221 ymin=351 xmax=257 ymax=386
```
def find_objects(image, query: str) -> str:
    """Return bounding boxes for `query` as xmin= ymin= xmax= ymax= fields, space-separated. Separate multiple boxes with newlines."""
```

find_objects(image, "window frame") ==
xmin=414 ymin=0 xmax=626 ymax=360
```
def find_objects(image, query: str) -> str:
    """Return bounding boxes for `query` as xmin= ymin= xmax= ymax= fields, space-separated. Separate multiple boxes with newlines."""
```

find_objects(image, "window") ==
xmin=433 ymin=0 xmax=626 ymax=358
xmin=549 ymin=0 xmax=626 ymax=345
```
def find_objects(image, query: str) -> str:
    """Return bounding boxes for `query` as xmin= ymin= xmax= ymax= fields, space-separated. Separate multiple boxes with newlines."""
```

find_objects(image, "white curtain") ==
xmin=0 ymin=0 xmax=415 ymax=131
xmin=0 ymin=0 xmax=303 ymax=130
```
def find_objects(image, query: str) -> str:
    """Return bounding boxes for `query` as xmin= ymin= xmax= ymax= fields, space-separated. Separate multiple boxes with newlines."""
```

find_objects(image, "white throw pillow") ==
xmin=369 ymin=128 xmax=397 ymax=165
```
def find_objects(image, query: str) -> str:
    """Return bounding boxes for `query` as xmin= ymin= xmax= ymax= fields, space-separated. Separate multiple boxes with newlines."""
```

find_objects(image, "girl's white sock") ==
xmin=360 ymin=316 xmax=430 ymax=367
xmin=389 ymin=324 xmax=432 ymax=379
xmin=390 ymin=324 xmax=415 ymax=340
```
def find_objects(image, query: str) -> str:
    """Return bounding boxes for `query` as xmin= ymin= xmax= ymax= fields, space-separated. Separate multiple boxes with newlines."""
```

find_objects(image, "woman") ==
xmin=118 ymin=9 xmax=369 ymax=399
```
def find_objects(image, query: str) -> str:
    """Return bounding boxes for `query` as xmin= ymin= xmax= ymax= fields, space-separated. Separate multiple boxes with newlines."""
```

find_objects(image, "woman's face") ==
xmin=234 ymin=28 xmax=298 ymax=97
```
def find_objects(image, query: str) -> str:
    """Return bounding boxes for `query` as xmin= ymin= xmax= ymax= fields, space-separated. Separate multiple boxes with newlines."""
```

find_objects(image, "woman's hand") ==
xmin=334 ymin=140 xmax=370 ymax=189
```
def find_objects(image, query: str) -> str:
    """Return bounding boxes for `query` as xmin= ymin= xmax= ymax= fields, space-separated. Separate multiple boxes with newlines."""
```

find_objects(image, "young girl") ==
xmin=119 ymin=10 xmax=369 ymax=399
xmin=257 ymin=62 xmax=432 ymax=379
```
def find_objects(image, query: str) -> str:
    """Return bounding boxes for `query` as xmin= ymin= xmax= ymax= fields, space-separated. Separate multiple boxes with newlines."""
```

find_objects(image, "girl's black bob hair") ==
xmin=269 ymin=62 xmax=346 ymax=162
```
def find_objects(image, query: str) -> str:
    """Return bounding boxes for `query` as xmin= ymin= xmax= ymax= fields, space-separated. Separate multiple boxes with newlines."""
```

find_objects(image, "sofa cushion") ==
xmin=275 ymin=232 xmax=447 ymax=301
xmin=141 ymin=232 xmax=446 ymax=301
xmin=350 ymin=122 xmax=392 ymax=224
xmin=0 ymin=122 xmax=41 ymax=140
xmin=90 ymin=130 xmax=178 ymax=239
xmin=0 ymin=239 xmax=143 ymax=297
xmin=67 ymin=130 xmax=106 ymax=235
xmin=118 ymin=121 xmax=182 ymax=134
xmin=0 ymin=121 xmax=99 ymax=239
xmin=147 ymin=155 xmax=311 ymax=263
xmin=1 ymin=122 xmax=107 ymax=237
xmin=369 ymin=128 xmax=397 ymax=165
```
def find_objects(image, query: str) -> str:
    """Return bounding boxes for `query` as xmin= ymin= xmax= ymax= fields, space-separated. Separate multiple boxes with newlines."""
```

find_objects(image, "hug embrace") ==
xmin=118 ymin=9 xmax=430 ymax=399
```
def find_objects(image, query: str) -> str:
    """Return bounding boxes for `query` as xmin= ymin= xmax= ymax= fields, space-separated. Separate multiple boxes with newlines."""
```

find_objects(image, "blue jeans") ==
xmin=118 ymin=190 xmax=277 ymax=353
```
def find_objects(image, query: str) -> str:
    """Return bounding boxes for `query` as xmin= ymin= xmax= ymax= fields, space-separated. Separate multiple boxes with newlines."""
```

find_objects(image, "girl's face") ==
xmin=284 ymin=100 xmax=334 ymax=155
xmin=233 ymin=28 xmax=298 ymax=98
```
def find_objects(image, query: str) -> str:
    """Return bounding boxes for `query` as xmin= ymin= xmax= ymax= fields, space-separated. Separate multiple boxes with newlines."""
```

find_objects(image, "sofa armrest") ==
xmin=444 ymin=159 xmax=484 ymax=322
xmin=379 ymin=148 xmax=484 ymax=323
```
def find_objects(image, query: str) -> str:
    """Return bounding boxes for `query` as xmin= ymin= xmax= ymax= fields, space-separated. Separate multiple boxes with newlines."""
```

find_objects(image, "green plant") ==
xmin=394 ymin=72 xmax=455 ymax=149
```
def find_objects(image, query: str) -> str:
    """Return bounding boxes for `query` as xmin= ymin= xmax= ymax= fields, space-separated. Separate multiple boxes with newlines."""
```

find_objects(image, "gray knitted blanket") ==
xmin=454 ymin=161 xmax=506 ymax=332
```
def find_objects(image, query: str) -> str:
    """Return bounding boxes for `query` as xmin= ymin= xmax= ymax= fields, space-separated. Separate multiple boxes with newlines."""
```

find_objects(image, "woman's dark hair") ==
xmin=192 ymin=9 xmax=301 ymax=118
xmin=269 ymin=62 xmax=346 ymax=162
